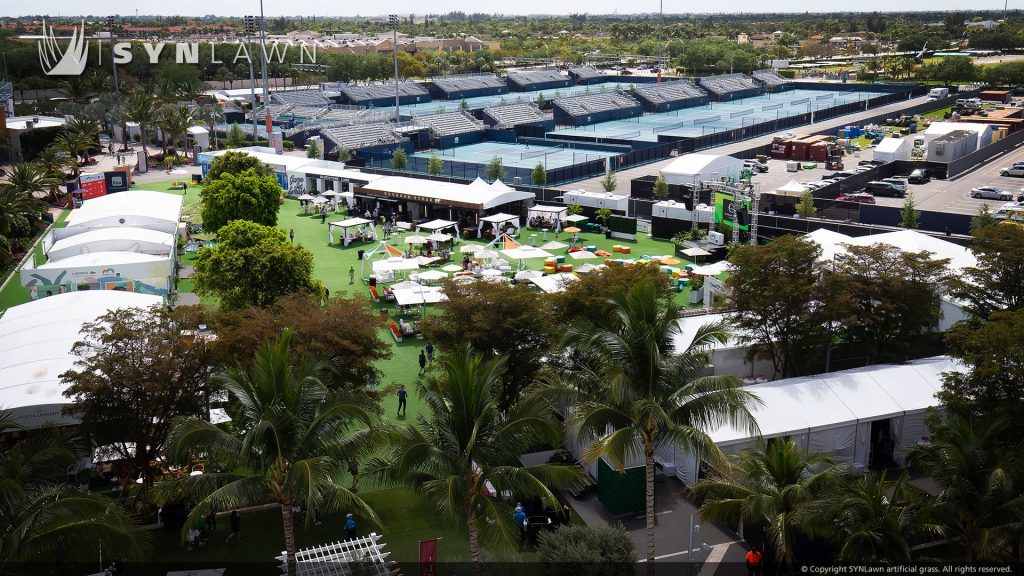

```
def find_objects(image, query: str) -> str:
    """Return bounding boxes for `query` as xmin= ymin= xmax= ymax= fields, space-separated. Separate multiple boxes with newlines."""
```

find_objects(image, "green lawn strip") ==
xmin=0 ymin=208 xmax=70 ymax=311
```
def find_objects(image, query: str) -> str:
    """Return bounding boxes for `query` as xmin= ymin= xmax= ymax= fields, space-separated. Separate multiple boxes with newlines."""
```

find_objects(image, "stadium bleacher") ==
xmin=321 ymin=122 xmax=403 ymax=151
xmin=481 ymin=103 xmax=551 ymax=129
xmin=431 ymin=74 xmax=508 ymax=100
xmin=339 ymin=82 xmax=431 ymax=106
xmin=552 ymin=92 xmax=643 ymax=126
xmin=752 ymin=69 xmax=790 ymax=91
xmin=413 ymin=112 xmax=485 ymax=137
xmin=568 ymin=66 xmax=605 ymax=84
xmin=697 ymin=73 xmax=764 ymax=101
xmin=506 ymin=69 xmax=571 ymax=92
xmin=270 ymin=90 xmax=331 ymax=107
xmin=633 ymin=80 xmax=709 ymax=112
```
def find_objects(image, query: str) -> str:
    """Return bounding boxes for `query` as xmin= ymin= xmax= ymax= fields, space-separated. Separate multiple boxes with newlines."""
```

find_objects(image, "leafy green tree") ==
xmin=205 ymin=150 xmax=275 ymax=182
xmin=378 ymin=346 xmax=580 ymax=568
xmin=193 ymin=220 xmax=323 ymax=310
xmin=200 ymin=169 xmax=282 ymax=233
xmin=390 ymin=147 xmax=408 ymax=170
xmin=728 ymin=235 xmax=835 ymax=378
xmin=0 ymin=417 xmax=147 ymax=568
xmin=594 ymin=207 xmax=613 ymax=228
xmin=906 ymin=416 xmax=1024 ymax=562
xmin=0 ymin=184 xmax=46 ymax=239
xmin=940 ymin=309 xmax=1024 ymax=423
xmin=551 ymin=264 xmax=673 ymax=326
xmin=32 ymin=148 xmax=75 ymax=200
xmin=537 ymin=524 xmax=636 ymax=572
xmin=60 ymin=305 xmax=214 ymax=491
xmin=427 ymin=153 xmax=443 ymax=175
xmin=486 ymin=155 xmax=505 ymax=182
xmin=226 ymin=122 xmax=247 ymax=148
xmin=536 ymin=93 xmax=546 ymax=108
xmin=157 ymin=330 xmax=379 ymax=576
xmin=693 ymin=438 xmax=847 ymax=573
xmin=949 ymin=223 xmax=1024 ymax=319
xmin=545 ymin=281 xmax=757 ymax=563
xmin=796 ymin=190 xmax=817 ymax=218
xmin=338 ymin=146 xmax=352 ymax=162
xmin=917 ymin=56 xmax=977 ymax=86
xmin=900 ymin=191 xmax=919 ymax=229
xmin=970 ymin=203 xmax=998 ymax=234
xmin=531 ymin=161 xmax=547 ymax=188
xmin=123 ymin=90 xmax=157 ymax=158
xmin=653 ymin=175 xmax=668 ymax=200
xmin=600 ymin=165 xmax=617 ymax=192
xmin=306 ymin=139 xmax=320 ymax=159
xmin=566 ymin=204 xmax=583 ymax=216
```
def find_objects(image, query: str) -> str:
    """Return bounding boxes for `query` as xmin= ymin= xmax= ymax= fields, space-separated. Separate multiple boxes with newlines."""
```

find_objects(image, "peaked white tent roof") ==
xmin=804 ymin=228 xmax=977 ymax=274
xmin=360 ymin=176 xmax=532 ymax=211
xmin=0 ymin=291 xmax=162 ymax=428
xmin=528 ymin=273 xmax=578 ymax=293
xmin=47 ymin=228 xmax=175 ymax=262
xmin=417 ymin=219 xmax=459 ymax=232
xmin=36 ymin=251 xmax=167 ymax=269
xmin=480 ymin=213 xmax=519 ymax=224
xmin=65 ymin=191 xmax=184 ymax=231
xmin=772 ymin=179 xmax=809 ymax=197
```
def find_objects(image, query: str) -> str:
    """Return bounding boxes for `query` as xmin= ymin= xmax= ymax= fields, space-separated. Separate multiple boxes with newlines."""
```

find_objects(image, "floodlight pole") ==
xmin=391 ymin=14 xmax=400 ymax=123
xmin=258 ymin=2 xmax=270 ymax=117
xmin=245 ymin=16 xmax=259 ymax=142
xmin=107 ymin=16 xmax=118 ymax=93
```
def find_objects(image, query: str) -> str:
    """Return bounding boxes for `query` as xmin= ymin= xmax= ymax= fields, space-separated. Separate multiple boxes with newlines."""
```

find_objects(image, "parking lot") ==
xmin=752 ymin=142 xmax=1024 ymax=216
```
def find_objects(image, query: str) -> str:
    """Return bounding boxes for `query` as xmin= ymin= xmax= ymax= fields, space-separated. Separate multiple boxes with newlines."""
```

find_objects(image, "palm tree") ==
xmin=157 ymin=105 xmax=194 ymax=158
xmin=124 ymin=91 xmax=157 ymax=160
xmin=692 ymin=438 xmax=848 ymax=573
xmin=546 ymin=280 xmax=758 ymax=564
xmin=906 ymin=416 xmax=1024 ymax=562
xmin=377 ymin=346 xmax=581 ymax=573
xmin=0 ymin=415 xmax=146 ymax=569
xmin=32 ymin=148 xmax=75 ymax=202
xmin=51 ymin=133 xmax=92 ymax=175
xmin=4 ymin=164 xmax=58 ymax=201
xmin=808 ymin=472 xmax=940 ymax=563
xmin=156 ymin=330 xmax=379 ymax=576
xmin=0 ymin=185 xmax=45 ymax=239
xmin=65 ymin=117 xmax=100 ymax=163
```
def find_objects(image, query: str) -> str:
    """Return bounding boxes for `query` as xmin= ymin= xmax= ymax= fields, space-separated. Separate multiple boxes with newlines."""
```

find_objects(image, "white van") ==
xmin=956 ymin=97 xmax=982 ymax=106
xmin=928 ymin=87 xmax=949 ymax=99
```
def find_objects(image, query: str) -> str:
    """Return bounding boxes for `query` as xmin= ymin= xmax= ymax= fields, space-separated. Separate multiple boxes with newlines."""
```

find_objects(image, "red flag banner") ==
xmin=419 ymin=538 xmax=438 ymax=576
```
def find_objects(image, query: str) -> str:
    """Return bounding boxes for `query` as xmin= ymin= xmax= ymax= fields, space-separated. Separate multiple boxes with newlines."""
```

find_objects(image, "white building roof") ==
xmin=0 ymin=291 xmax=162 ymax=428
xmin=66 ymin=191 xmax=184 ymax=229
xmin=204 ymin=147 xmax=318 ymax=173
xmin=660 ymin=153 xmax=743 ymax=179
xmin=924 ymin=121 xmax=993 ymax=139
xmin=361 ymin=177 xmax=533 ymax=211
xmin=37 ymin=251 xmax=168 ymax=269
xmin=47 ymin=228 xmax=175 ymax=262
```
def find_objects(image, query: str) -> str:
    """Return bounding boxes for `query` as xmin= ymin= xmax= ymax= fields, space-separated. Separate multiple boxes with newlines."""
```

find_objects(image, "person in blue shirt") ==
xmin=513 ymin=503 xmax=527 ymax=544
xmin=397 ymin=385 xmax=408 ymax=417
xmin=345 ymin=513 xmax=356 ymax=540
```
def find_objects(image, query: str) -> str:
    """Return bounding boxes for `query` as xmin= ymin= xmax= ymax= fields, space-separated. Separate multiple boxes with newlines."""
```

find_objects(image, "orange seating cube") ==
xmin=557 ymin=264 xmax=573 ymax=273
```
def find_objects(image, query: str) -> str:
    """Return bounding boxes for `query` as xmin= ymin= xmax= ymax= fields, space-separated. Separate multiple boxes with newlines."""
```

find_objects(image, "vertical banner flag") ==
xmin=419 ymin=538 xmax=438 ymax=576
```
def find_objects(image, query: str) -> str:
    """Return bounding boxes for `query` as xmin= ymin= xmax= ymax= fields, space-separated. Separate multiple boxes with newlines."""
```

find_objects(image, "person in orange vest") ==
xmin=745 ymin=546 xmax=763 ymax=576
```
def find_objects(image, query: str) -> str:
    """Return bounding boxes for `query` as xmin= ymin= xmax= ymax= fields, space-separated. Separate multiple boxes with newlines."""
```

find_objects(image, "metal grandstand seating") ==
xmin=698 ymin=73 xmax=761 ymax=97
xmin=339 ymin=82 xmax=429 ymax=103
xmin=321 ymin=121 xmax=405 ymax=150
xmin=634 ymin=80 xmax=708 ymax=104
xmin=432 ymin=73 xmax=506 ymax=93
xmin=568 ymin=66 xmax=603 ymax=82
xmin=482 ymin=103 xmax=550 ymax=128
xmin=270 ymin=89 xmax=331 ymax=107
xmin=413 ymin=111 xmax=485 ymax=137
xmin=552 ymin=92 xmax=642 ymax=117
xmin=507 ymin=69 xmax=569 ymax=89
xmin=752 ymin=69 xmax=788 ymax=87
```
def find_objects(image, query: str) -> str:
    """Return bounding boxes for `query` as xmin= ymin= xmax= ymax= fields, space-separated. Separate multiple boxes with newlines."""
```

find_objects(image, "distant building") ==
xmin=965 ymin=20 xmax=1000 ymax=29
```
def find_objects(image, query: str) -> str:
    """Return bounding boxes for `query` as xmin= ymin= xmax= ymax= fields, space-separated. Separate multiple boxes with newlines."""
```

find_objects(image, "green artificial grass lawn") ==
xmin=0 ymin=208 xmax=70 ymax=312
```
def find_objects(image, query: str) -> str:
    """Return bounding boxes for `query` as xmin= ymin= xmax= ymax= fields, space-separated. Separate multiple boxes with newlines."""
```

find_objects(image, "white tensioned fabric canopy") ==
xmin=328 ymin=217 xmax=374 ymax=246
xmin=502 ymin=247 xmax=553 ymax=260
xmin=528 ymin=273 xmax=578 ymax=293
xmin=565 ymin=214 xmax=589 ymax=223
xmin=568 ymin=250 xmax=599 ymax=260
xmin=416 ymin=219 xmax=459 ymax=232
xmin=65 ymin=190 xmax=183 ymax=232
xmin=372 ymin=258 xmax=420 ymax=273
xmin=541 ymin=241 xmax=569 ymax=250
xmin=689 ymin=260 xmax=734 ymax=276
xmin=478 ymin=213 xmax=521 ymax=238
xmin=392 ymin=286 xmax=447 ymax=306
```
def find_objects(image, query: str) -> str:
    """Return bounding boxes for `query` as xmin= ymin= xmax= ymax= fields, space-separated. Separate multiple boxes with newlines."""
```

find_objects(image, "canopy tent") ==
xmin=804 ymin=228 xmax=978 ymax=274
xmin=681 ymin=247 xmax=712 ymax=258
xmin=540 ymin=241 xmax=569 ymax=251
xmin=528 ymin=205 xmax=568 ymax=232
xmin=328 ymin=217 xmax=375 ymax=246
xmin=671 ymin=356 xmax=961 ymax=484
xmin=442 ymin=264 xmax=463 ymax=272
xmin=415 ymin=270 xmax=448 ymax=282
xmin=528 ymin=273 xmax=578 ymax=293
xmin=771 ymin=179 xmax=810 ymax=198
xmin=416 ymin=219 xmax=460 ymax=242
xmin=389 ymin=280 xmax=423 ymax=291
xmin=392 ymin=286 xmax=447 ymax=306
xmin=311 ymin=196 xmax=329 ymax=205
xmin=501 ymin=246 xmax=554 ymax=270
xmin=565 ymin=214 xmax=589 ymax=224
xmin=575 ymin=263 xmax=606 ymax=274
xmin=46 ymin=228 xmax=175 ymax=262
xmin=689 ymin=260 xmax=734 ymax=276
xmin=360 ymin=241 xmax=407 ymax=279
xmin=297 ymin=194 xmax=317 ymax=201
xmin=358 ymin=175 xmax=533 ymax=212
xmin=460 ymin=244 xmax=482 ymax=254
xmin=404 ymin=235 xmax=429 ymax=245
xmin=65 ymin=190 xmax=183 ymax=233
xmin=427 ymin=233 xmax=453 ymax=242
xmin=415 ymin=255 xmax=442 ymax=266
xmin=514 ymin=270 xmax=543 ymax=280
xmin=803 ymin=228 xmax=850 ymax=261
xmin=371 ymin=258 xmax=419 ymax=273
xmin=479 ymin=213 xmax=521 ymax=238
xmin=568 ymin=250 xmax=599 ymax=260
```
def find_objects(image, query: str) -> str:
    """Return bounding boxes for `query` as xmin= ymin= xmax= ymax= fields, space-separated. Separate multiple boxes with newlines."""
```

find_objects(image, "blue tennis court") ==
xmin=548 ymin=89 xmax=882 ymax=142
xmin=412 ymin=141 xmax=620 ymax=170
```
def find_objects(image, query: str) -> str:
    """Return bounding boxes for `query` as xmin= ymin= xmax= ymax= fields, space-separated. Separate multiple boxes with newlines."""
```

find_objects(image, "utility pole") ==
xmin=258 ymin=2 xmax=269 ymax=117
xmin=390 ymin=14 xmax=400 ymax=122
xmin=107 ymin=16 xmax=118 ymax=92
xmin=244 ymin=16 xmax=259 ymax=142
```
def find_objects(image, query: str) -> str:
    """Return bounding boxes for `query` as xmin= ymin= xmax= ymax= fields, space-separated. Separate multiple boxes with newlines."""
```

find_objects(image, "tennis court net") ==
xmin=653 ymin=121 xmax=686 ymax=134
xmin=521 ymin=145 xmax=563 ymax=160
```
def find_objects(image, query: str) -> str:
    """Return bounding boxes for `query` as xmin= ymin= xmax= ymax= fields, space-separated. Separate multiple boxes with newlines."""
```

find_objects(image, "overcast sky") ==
xmin=1 ymin=1 xmax=995 ymax=18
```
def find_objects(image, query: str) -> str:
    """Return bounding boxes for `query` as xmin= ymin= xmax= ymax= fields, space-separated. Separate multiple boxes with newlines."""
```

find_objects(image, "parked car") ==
xmin=881 ymin=178 xmax=909 ymax=194
xmin=908 ymin=169 xmax=931 ymax=184
xmin=829 ymin=171 xmax=855 ymax=179
xmin=865 ymin=181 xmax=906 ymax=198
xmin=743 ymin=159 xmax=769 ymax=173
xmin=994 ymin=201 xmax=1024 ymax=221
xmin=837 ymin=192 xmax=876 ymax=204
xmin=971 ymin=186 xmax=1013 ymax=200
xmin=1000 ymin=165 xmax=1024 ymax=177
xmin=858 ymin=160 xmax=884 ymax=167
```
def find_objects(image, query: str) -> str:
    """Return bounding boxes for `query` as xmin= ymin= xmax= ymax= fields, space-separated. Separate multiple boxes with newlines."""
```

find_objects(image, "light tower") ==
xmin=390 ymin=14 xmax=400 ymax=122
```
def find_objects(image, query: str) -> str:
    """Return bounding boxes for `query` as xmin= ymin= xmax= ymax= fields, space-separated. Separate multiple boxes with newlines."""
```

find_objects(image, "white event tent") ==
xmin=328 ymin=217 xmax=375 ymax=246
xmin=45 ymin=228 xmax=176 ymax=262
xmin=479 ymin=213 xmax=521 ymax=238
xmin=0 ymin=291 xmax=162 ymax=428
xmin=64 ymin=190 xmax=184 ymax=233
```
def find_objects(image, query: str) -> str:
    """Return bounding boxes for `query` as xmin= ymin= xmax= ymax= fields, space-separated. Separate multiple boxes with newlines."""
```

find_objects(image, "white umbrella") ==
xmin=405 ymin=235 xmax=429 ymax=244
xmin=460 ymin=244 xmax=483 ymax=254
xmin=416 ymin=256 xmax=441 ymax=266
xmin=540 ymin=241 xmax=569 ymax=250
xmin=311 ymin=196 xmax=329 ymax=204
xmin=390 ymin=280 xmax=423 ymax=291
xmin=689 ymin=261 xmax=735 ymax=276
xmin=321 ymin=190 xmax=341 ymax=198
xmin=514 ymin=270 xmax=542 ymax=280
xmin=297 ymin=194 xmax=316 ymax=201
xmin=442 ymin=264 xmax=463 ymax=272
xmin=476 ymin=250 xmax=499 ymax=260
xmin=417 ymin=270 xmax=448 ymax=281
xmin=568 ymin=250 xmax=599 ymax=260
xmin=427 ymin=232 xmax=453 ymax=242
xmin=480 ymin=269 xmax=503 ymax=277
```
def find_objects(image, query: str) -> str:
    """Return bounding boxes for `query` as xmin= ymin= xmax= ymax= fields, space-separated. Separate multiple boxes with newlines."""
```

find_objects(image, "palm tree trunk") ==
xmin=645 ymin=446 xmax=656 ymax=567
xmin=467 ymin=511 xmax=482 ymax=576
xmin=281 ymin=503 xmax=297 ymax=576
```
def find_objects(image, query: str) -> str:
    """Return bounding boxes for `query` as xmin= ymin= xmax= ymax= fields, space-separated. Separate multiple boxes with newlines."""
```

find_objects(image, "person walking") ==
xmin=396 ymin=384 xmax=408 ymax=417
xmin=348 ymin=457 xmax=360 ymax=492
xmin=225 ymin=510 xmax=242 ymax=543
xmin=425 ymin=342 xmax=434 ymax=364
xmin=289 ymin=228 xmax=295 ymax=243
xmin=345 ymin=513 xmax=356 ymax=540
xmin=513 ymin=503 xmax=527 ymax=545
xmin=321 ymin=209 xmax=327 ymax=225
xmin=745 ymin=546 xmax=763 ymax=576
xmin=348 ymin=265 xmax=355 ymax=284
xmin=367 ymin=370 xmax=377 ymax=392
xmin=418 ymin=350 xmax=427 ymax=375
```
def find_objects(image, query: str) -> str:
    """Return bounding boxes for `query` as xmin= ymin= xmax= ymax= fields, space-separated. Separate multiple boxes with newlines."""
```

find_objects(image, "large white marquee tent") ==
xmin=64 ymin=190 xmax=184 ymax=233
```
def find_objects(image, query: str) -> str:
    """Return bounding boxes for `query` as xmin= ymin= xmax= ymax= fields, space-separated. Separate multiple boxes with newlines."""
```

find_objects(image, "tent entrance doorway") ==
xmin=868 ymin=419 xmax=897 ymax=471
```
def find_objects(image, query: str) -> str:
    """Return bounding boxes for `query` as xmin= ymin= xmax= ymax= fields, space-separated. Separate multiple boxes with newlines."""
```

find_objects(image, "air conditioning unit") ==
xmin=708 ymin=231 xmax=725 ymax=246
